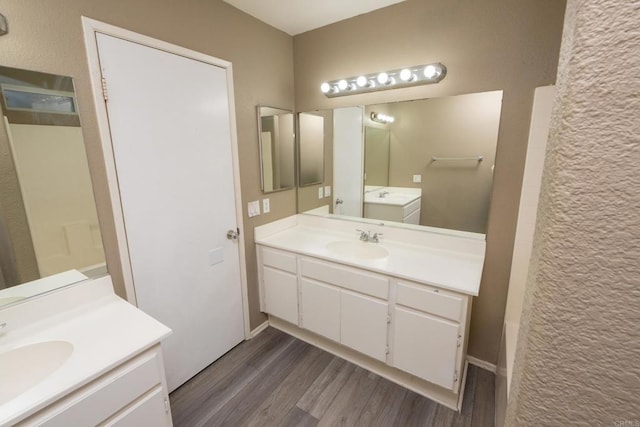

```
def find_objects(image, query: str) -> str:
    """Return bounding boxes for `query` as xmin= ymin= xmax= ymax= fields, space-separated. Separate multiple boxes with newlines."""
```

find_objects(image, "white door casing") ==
xmin=82 ymin=18 xmax=250 ymax=391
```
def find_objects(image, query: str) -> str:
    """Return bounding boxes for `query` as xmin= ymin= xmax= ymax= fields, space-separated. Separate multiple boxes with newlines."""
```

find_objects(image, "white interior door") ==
xmin=95 ymin=33 xmax=245 ymax=391
xmin=333 ymin=107 xmax=364 ymax=217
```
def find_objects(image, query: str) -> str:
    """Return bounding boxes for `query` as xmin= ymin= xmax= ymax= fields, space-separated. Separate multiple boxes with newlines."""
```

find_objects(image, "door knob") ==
xmin=227 ymin=228 xmax=240 ymax=240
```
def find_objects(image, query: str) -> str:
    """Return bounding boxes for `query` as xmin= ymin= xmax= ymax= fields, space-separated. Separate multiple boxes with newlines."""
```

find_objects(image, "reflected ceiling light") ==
xmin=370 ymin=112 xmax=395 ymax=124
xmin=320 ymin=62 xmax=446 ymax=98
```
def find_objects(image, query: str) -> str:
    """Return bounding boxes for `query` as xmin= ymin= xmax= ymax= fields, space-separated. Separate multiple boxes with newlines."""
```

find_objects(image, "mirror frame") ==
xmin=257 ymin=105 xmax=296 ymax=194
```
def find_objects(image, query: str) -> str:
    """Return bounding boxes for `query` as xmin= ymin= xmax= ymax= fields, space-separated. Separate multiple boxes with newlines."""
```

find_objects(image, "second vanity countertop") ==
xmin=255 ymin=215 xmax=485 ymax=296
xmin=0 ymin=276 xmax=171 ymax=426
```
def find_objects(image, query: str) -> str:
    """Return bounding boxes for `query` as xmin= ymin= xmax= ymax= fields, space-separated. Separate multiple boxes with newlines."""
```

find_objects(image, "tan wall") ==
xmin=0 ymin=0 xmax=295 ymax=329
xmin=294 ymin=0 xmax=566 ymax=362
xmin=506 ymin=1 xmax=640 ymax=423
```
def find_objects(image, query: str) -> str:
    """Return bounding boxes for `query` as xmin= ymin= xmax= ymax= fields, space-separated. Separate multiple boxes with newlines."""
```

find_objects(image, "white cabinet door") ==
xmin=301 ymin=278 xmax=341 ymax=342
xmin=393 ymin=307 xmax=460 ymax=390
xmin=341 ymin=290 xmax=388 ymax=362
xmin=263 ymin=266 xmax=298 ymax=324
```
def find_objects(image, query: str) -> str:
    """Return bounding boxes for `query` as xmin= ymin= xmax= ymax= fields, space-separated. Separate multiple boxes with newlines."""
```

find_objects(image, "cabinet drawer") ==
xmin=105 ymin=386 xmax=170 ymax=426
xmin=403 ymin=208 xmax=420 ymax=225
xmin=263 ymin=266 xmax=299 ymax=324
xmin=403 ymin=198 xmax=421 ymax=217
xmin=396 ymin=281 xmax=464 ymax=322
xmin=300 ymin=258 xmax=388 ymax=300
xmin=24 ymin=348 xmax=163 ymax=427
xmin=261 ymin=246 xmax=297 ymax=273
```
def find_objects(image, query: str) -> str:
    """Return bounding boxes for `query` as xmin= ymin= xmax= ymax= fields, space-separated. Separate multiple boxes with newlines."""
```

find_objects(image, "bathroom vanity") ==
xmin=255 ymin=214 xmax=485 ymax=410
xmin=364 ymin=187 xmax=422 ymax=224
xmin=0 ymin=277 xmax=172 ymax=427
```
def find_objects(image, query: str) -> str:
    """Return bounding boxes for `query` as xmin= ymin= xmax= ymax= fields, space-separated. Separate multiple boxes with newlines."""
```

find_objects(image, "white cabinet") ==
xmin=20 ymin=346 xmax=171 ymax=426
xmin=301 ymin=278 xmax=341 ymax=342
xmin=257 ymin=243 xmax=471 ymax=403
xmin=341 ymin=290 xmax=388 ymax=362
xmin=263 ymin=266 xmax=298 ymax=324
xmin=393 ymin=307 xmax=460 ymax=390
xmin=260 ymin=247 xmax=299 ymax=325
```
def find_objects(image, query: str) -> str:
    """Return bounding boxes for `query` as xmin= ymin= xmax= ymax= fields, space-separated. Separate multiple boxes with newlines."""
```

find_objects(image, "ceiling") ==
xmin=223 ymin=0 xmax=407 ymax=36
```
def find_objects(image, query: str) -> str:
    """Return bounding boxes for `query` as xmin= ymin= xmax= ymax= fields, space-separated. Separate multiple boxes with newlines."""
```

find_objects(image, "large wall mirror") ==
xmin=297 ymin=90 xmax=503 ymax=235
xmin=0 ymin=66 xmax=106 ymax=308
xmin=257 ymin=106 xmax=295 ymax=193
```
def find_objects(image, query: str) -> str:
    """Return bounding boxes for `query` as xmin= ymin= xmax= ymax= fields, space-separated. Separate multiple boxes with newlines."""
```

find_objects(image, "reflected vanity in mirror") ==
xmin=297 ymin=90 xmax=503 ymax=235
xmin=0 ymin=66 xmax=105 ymax=308
xmin=257 ymin=106 xmax=295 ymax=193
xmin=298 ymin=112 xmax=325 ymax=186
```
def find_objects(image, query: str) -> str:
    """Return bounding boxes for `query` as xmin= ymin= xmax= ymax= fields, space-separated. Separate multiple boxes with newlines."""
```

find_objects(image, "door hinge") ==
xmin=101 ymin=77 xmax=109 ymax=102
xmin=457 ymin=334 xmax=462 ymax=347
xmin=453 ymin=370 xmax=459 ymax=383
xmin=385 ymin=345 xmax=390 ymax=355
xmin=386 ymin=314 xmax=391 ymax=324
xmin=164 ymin=398 xmax=170 ymax=413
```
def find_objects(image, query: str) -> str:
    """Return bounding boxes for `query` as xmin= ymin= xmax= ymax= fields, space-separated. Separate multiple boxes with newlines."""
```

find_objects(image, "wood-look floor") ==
xmin=169 ymin=327 xmax=495 ymax=427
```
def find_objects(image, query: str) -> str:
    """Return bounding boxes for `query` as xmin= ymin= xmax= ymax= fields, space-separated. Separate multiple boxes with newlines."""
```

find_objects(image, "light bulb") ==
xmin=320 ymin=82 xmax=331 ymax=93
xmin=337 ymin=79 xmax=348 ymax=90
xmin=377 ymin=72 xmax=389 ymax=85
xmin=356 ymin=76 xmax=368 ymax=87
xmin=399 ymin=68 xmax=414 ymax=82
xmin=423 ymin=65 xmax=438 ymax=79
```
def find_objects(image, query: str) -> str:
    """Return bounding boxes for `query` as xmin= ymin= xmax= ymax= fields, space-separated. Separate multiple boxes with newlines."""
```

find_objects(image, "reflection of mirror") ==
xmin=297 ymin=90 xmax=503 ymax=234
xmin=257 ymin=106 xmax=295 ymax=193
xmin=298 ymin=112 xmax=325 ymax=186
xmin=0 ymin=66 xmax=105 ymax=308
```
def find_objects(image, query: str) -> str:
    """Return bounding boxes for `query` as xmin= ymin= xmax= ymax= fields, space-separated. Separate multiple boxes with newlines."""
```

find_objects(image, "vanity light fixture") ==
xmin=370 ymin=112 xmax=395 ymax=124
xmin=320 ymin=62 xmax=446 ymax=98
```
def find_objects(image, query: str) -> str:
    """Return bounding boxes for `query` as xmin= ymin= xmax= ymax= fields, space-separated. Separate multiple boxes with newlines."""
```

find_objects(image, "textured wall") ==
xmin=0 ymin=0 xmax=295 ymax=329
xmin=506 ymin=1 xmax=640 ymax=424
xmin=294 ymin=0 xmax=567 ymax=362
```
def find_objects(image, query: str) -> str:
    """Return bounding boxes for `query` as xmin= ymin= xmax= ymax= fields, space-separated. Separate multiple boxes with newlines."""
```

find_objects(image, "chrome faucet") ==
xmin=378 ymin=191 xmax=389 ymax=198
xmin=356 ymin=229 xmax=383 ymax=243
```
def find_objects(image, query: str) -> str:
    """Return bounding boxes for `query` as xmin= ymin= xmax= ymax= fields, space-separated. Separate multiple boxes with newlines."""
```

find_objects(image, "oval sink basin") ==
xmin=326 ymin=240 xmax=389 ymax=260
xmin=0 ymin=341 xmax=74 ymax=404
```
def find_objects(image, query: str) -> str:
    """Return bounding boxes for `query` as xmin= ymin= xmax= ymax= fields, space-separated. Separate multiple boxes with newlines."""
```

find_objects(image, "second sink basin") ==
xmin=326 ymin=240 xmax=389 ymax=260
xmin=0 ymin=340 xmax=74 ymax=404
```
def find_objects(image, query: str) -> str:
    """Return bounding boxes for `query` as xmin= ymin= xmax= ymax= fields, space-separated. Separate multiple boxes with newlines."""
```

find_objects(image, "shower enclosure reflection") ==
xmin=0 ymin=65 xmax=105 ymax=306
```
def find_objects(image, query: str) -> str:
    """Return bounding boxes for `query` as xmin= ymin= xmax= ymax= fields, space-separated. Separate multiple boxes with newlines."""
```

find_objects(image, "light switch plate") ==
xmin=412 ymin=174 xmax=422 ymax=183
xmin=248 ymin=200 xmax=260 ymax=217
xmin=324 ymin=186 xmax=331 ymax=197
xmin=262 ymin=198 xmax=270 ymax=213
xmin=318 ymin=187 xmax=324 ymax=199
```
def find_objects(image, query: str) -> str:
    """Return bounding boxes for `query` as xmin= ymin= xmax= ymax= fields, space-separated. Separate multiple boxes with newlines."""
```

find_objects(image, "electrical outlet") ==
xmin=247 ymin=200 xmax=260 ymax=217
xmin=324 ymin=186 xmax=331 ymax=197
xmin=262 ymin=198 xmax=270 ymax=214
xmin=318 ymin=187 xmax=324 ymax=199
xmin=413 ymin=174 xmax=422 ymax=183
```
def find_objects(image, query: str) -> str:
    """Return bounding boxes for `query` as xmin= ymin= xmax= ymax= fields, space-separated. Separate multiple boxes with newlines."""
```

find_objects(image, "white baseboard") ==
xmin=249 ymin=320 xmax=270 ymax=338
xmin=467 ymin=355 xmax=497 ymax=373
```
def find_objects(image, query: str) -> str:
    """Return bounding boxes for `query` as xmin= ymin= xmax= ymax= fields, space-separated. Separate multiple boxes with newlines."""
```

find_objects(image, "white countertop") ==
xmin=255 ymin=215 xmax=485 ymax=296
xmin=0 ymin=277 xmax=171 ymax=426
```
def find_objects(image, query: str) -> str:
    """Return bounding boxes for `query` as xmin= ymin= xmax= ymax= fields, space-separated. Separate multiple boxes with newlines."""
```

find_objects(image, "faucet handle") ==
xmin=355 ymin=229 xmax=369 ymax=241
xmin=371 ymin=232 xmax=383 ymax=243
